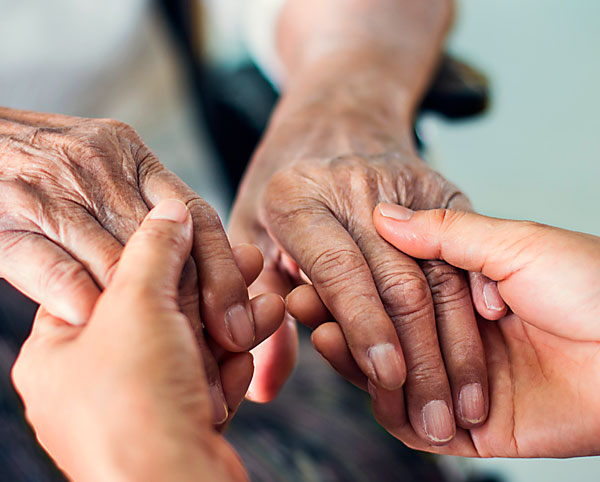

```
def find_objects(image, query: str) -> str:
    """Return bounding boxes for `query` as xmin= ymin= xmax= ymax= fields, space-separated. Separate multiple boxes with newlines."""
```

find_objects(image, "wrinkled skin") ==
xmin=12 ymin=202 xmax=251 ymax=481
xmin=367 ymin=207 xmax=600 ymax=457
xmin=231 ymin=147 xmax=501 ymax=444
xmin=0 ymin=108 xmax=283 ymax=422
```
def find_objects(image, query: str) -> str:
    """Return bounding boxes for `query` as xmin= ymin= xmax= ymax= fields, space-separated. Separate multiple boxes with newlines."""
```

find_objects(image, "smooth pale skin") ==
xmin=11 ymin=200 xmax=277 ymax=481
xmin=232 ymin=0 xmax=504 ymax=444
xmin=296 ymin=203 xmax=600 ymax=457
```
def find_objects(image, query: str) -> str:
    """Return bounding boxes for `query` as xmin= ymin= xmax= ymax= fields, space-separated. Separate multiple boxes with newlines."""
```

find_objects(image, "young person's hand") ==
xmin=359 ymin=204 xmax=600 ymax=457
xmin=11 ymin=200 xmax=283 ymax=481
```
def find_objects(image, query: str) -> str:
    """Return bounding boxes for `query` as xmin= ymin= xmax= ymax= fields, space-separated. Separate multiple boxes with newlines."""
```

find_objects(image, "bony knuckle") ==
xmin=380 ymin=274 xmax=431 ymax=317
xmin=41 ymin=259 xmax=89 ymax=293
xmin=309 ymin=247 xmax=364 ymax=288
xmin=421 ymin=261 xmax=469 ymax=300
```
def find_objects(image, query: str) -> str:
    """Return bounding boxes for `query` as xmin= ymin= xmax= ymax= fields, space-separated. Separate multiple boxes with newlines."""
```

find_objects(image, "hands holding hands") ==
xmin=368 ymin=204 xmax=600 ymax=457
xmin=12 ymin=200 xmax=266 ymax=481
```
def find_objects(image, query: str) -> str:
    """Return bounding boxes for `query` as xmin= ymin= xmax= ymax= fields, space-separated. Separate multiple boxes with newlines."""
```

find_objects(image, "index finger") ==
xmin=138 ymin=157 xmax=257 ymax=352
xmin=265 ymin=202 xmax=406 ymax=390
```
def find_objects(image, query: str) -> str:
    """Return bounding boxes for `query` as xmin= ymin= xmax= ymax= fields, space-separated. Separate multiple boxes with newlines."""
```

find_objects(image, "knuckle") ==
xmin=41 ymin=258 xmax=90 ymax=294
xmin=309 ymin=247 xmax=365 ymax=289
xmin=379 ymin=273 xmax=432 ymax=320
xmin=421 ymin=261 xmax=469 ymax=303
xmin=409 ymin=352 xmax=446 ymax=384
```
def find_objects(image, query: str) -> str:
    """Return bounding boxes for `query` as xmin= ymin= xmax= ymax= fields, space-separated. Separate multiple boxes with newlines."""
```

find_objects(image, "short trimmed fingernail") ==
xmin=367 ymin=343 xmax=405 ymax=389
xmin=225 ymin=304 xmax=255 ymax=349
xmin=149 ymin=199 xmax=189 ymax=223
xmin=210 ymin=384 xmax=229 ymax=425
xmin=378 ymin=203 xmax=414 ymax=221
xmin=483 ymin=282 xmax=504 ymax=311
xmin=422 ymin=400 xmax=455 ymax=443
xmin=459 ymin=383 xmax=485 ymax=424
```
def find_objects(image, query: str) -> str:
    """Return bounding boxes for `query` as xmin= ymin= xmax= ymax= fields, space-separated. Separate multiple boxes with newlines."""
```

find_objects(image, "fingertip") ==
xmin=469 ymin=273 xmax=508 ymax=320
xmin=250 ymin=293 xmax=286 ymax=346
xmin=232 ymin=244 xmax=264 ymax=286
xmin=286 ymin=284 xmax=330 ymax=329
xmin=147 ymin=199 xmax=190 ymax=223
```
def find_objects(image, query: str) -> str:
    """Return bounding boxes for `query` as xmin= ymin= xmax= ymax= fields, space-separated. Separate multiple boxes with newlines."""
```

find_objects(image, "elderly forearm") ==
xmin=254 ymin=0 xmax=453 ymax=163
xmin=278 ymin=0 xmax=452 ymax=102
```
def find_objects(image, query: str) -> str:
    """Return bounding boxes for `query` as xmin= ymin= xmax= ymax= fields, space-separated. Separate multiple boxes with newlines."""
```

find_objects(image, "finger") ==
xmin=232 ymin=244 xmax=264 ymax=286
xmin=349 ymin=218 xmax=455 ymax=444
xmin=45 ymin=208 xmax=124 ymax=288
xmin=286 ymin=284 xmax=331 ymax=330
xmin=109 ymin=199 xmax=193 ymax=308
xmin=469 ymin=272 xmax=508 ymax=320
xmin=138 ymin=159 xmax=256 ymax=352
xmin=245 ymin=254 xmax=298 ymax=403
xmin=178 ymin=258 xmax=228 ymax=425
xmin=420 ymin=260 xmax=488 ymax=428
xmin=218 ymin=352 xmax=254 ymax=430
xmin=247 ymin=316 xmax=298 ymax=402
xmin=374 ymin=203 xmax=532 ymax=281
xmin=209 ymin=292 xmax=286 ymax=363
xmin=442 ymin=194 xmax=508 ymax=321
xmin=0 ymin=230 xmax=100 ymax=325
xmin=264 ymin=202 xmax=406 ymax=391
xmin=368 ymin=383 xmax=479 ymax=456
xmin=311 ymin=322 xmax=368 ymax=391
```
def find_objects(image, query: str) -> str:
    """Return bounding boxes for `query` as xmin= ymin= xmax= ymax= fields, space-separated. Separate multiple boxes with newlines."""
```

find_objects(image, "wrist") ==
xmin=250 ymin=53 xmax=418 ymax=173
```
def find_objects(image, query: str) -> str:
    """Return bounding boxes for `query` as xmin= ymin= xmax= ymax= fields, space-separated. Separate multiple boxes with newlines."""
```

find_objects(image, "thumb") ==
xmin=374 ymin=203 xmax=600 ymax=340
xmin=373 ymin=203 xmax=542 ymax=282
xmin=108 ymin=199 xmax=193 ymax=307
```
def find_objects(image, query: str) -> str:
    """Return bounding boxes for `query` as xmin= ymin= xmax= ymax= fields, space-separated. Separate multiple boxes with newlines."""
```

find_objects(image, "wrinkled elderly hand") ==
xmin=0 ymin=107 xmax=283 ymax=420
xmin=232 ymin=138 xmax=501 ymax=444
xmin=12 ymin=200 xmax=253 ymax=481
xmin=369 ymin=204 xmax=600 ymax=457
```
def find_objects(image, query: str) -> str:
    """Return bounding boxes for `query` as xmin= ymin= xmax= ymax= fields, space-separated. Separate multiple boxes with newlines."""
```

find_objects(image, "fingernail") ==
xmin=483 ymin=282 xmax=504 ymax=311
xmin=459 ymin=383 xmax=485 ymax=424
xmin=225 ymin=304 xmax=255 ymax=349
xmin=210 ymin=385 xmax=229 ymax=425
xmin=149 ymin=199 xmax=189 ymax=223
xmin=422 ymin=400 xmax=455 ymax=443
xmin=367 ymin=343 xmax=405 ymax=389
xmin=378 ymin=203 xmax=414 ymax=221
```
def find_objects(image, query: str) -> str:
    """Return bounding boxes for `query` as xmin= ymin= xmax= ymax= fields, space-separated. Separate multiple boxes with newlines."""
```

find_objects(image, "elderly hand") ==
xmin=229 ymin=40 xmax=506 ymax=443
xmin=367 ymin=204 xmax=600 ymax=457
xmin=232 ymin=131 xmax=499 ymax=446
xmin=12 ymin=200 xmax=259 ymax=481
xmin=0 ymin=107 xmax=283 ymax=420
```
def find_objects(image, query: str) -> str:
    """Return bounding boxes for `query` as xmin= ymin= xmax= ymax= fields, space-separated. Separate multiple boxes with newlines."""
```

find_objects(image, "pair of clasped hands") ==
xmin=13 ymin=199 xmax=600 ymax=481
xmin=4 ymin=112 xmax=600 ymax=481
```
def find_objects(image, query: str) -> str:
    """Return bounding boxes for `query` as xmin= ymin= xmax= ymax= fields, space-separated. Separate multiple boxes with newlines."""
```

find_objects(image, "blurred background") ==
xmin=0 ymin=0 xmax=598 ymax=481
